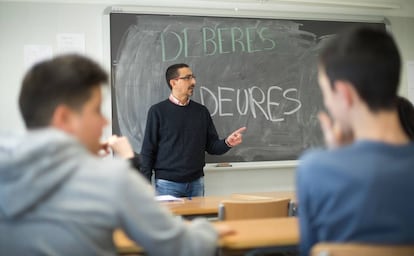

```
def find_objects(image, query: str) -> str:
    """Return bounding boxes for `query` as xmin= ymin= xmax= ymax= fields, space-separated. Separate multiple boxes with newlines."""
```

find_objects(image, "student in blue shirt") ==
xmin=296 ymin=26 xmax=414 ymax=256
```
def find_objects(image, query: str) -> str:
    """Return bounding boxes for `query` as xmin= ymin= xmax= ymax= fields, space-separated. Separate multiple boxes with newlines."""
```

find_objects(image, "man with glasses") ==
xmin=140 ymin=63 xmax=246 ymax=197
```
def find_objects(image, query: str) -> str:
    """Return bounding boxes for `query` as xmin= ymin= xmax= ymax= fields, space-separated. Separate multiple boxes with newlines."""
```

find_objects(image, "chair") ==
xmin=311 ymin=242 xmax=414 ymax=256
xmin=217 ymin=198 xmax=290 ymax=220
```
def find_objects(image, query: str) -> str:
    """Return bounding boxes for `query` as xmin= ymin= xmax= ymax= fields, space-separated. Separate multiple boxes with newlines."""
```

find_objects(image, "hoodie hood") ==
xmin=0 ymin=128 xmax=85 ymax=218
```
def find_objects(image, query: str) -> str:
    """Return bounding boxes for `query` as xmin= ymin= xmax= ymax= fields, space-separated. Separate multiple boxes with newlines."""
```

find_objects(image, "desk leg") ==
xmin=288 ymin=201 xmax=297 ymax=217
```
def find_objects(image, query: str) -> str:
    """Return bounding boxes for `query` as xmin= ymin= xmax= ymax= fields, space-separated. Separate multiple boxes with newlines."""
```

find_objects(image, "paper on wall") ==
xmin=56 ymin=33 xmax=85 ymax=54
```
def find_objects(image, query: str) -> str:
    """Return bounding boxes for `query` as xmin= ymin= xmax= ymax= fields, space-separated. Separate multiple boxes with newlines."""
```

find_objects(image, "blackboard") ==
xmin=110 ymin=13 xmax=384 ymax=163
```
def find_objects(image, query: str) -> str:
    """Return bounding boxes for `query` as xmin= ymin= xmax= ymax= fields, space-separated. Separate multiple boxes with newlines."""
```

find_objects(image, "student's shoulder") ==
xmin=94 ymin=157 xmax=152 ymax=193
xmin=299 ymin=147 xmax=327 ymax=165
xmin=297 ymin=147 xmax=344 ymax=178
xmin=299 ymin=142 xmax=363 ymax=164
xmin=76 ymin=155 xmax=132 ymax=186
xmin=73 ymin=156 xmax=152 ymax=203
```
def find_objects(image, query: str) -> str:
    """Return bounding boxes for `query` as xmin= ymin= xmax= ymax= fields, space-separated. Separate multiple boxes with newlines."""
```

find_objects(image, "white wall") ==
xmin=1 ymin=0 xmax=414 ymax=195
xmin=388 ymin=16 xmax=414 ymax=96
xmin=0 ymin=2 xmax=108 ymax=132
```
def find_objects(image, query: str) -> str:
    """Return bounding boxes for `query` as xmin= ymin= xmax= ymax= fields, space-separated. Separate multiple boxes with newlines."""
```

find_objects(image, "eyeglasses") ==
xmin=175 ymin=74 xmax=196 ymax=81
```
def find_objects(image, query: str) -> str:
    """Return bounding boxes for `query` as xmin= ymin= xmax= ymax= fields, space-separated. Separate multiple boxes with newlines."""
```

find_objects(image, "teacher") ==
xmin=140 ymin=63 xmax=246 ymax=197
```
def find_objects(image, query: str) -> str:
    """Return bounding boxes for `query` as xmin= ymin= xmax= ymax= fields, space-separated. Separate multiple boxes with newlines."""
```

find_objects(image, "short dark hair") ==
xmin=165 ymin=63 xmax=189 ymax=90
xmin=19 ymin=54 xmax=108 ymax=128
xmin=397 ymin=96 xmax=414 ymax=140
xmin=319 ymin=26 xmax=401 ymax=111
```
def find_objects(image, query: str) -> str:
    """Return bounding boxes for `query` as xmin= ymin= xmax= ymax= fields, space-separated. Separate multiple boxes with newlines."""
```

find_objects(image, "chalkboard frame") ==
xmin=106 ymin=6 xmax=387 ymax=165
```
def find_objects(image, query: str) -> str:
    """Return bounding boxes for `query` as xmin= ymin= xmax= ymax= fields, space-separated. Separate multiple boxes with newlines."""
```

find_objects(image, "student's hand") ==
xmin=213 ymin=223 xmax=235 ymax=237
xmin=318 ymin=111 xmax=353 ymax=149
xmin=101 ymin=135 xmax=134 ymax=159
xmin=225 ymin=127 xmax=247 ymax=147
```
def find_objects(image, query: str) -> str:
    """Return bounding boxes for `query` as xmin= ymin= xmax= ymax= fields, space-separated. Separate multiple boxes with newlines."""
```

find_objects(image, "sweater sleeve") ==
xmin=204 ymin=108 xmax=231 ymax=155
xmin=129 ymin=153 xmax=141 ymax=171
xmin=116 ymin=168 xmax=218 ymax=256
xmin=140 ymin=107 xmax=157 ymax=181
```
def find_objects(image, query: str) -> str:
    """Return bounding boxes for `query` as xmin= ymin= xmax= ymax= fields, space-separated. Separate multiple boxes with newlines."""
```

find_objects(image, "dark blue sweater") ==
xmin=140 ymin=99 xmax=230 ymax=182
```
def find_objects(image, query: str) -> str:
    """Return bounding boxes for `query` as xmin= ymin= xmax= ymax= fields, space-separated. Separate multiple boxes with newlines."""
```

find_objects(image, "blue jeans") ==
xmin=155 ymin=177 xmax=204 ymax=198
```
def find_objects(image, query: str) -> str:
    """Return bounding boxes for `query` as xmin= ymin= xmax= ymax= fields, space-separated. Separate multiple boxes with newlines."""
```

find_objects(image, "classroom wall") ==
xmin=1 ymin=0 xmax=414 ymax=196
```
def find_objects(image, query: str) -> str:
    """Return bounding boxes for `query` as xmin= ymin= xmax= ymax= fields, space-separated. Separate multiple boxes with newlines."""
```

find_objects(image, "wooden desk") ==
xmin=214 ymin=217 xmax=298 ymax=250
xmin=160 ymin=195 xmax=227 ymax=217
xmin=162 ymin=191 xmax=295 ymax=218
xmin=232 ymin=191 xmax=296 ymax=202
xmin=115 ymin=191 xmax=296 ymax=254
xmin=114 ymin=217 xmax=299 ymax=254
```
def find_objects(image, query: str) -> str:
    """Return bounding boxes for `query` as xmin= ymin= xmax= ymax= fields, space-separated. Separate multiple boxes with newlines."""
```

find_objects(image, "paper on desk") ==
xmin=155 ymin=195 xmax=184 ymax=202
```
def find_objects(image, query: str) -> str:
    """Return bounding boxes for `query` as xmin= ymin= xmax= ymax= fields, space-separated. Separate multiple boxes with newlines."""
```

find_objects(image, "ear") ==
xmin=170 ymin=78 xmax=178 ymax=89
xmin=50 ymin=105 xmax=79 ymax=134
xmin=334 ymin=80 xmax=355 ymax=108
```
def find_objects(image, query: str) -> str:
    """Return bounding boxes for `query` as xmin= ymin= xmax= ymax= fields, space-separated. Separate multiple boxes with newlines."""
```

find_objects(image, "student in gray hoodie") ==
xmin=0 ymin=54 xmax=232 ymax=256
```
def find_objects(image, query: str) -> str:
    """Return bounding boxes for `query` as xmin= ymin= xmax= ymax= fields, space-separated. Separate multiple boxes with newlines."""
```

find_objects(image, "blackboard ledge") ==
xmin=204 ymin=160 xmax=298 ymax=171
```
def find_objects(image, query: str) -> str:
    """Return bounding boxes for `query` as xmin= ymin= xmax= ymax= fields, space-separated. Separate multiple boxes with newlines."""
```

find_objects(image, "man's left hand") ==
xmin=225 ymin=127 xmax=247 ymax=147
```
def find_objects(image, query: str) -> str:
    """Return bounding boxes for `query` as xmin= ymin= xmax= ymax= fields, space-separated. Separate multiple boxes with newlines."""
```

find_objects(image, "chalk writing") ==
xmin=110 ymin=13 xmax=385 ymax=162
xmin=161 ymin=26 xmax=276 ymax=61
xmin=199 ymin=86 xmax=301 ymax=121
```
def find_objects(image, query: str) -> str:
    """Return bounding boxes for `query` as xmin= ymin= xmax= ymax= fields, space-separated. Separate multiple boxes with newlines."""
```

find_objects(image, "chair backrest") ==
xmin=218 ymin=198 xmax=290 ymax=220
xmin=311 ymin=243 xmax=414 ymax=256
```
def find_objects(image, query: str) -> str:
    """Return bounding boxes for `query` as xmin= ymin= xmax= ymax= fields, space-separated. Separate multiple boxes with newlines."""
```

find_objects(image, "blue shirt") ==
xmin=297 ymin=141 xmax=414 ymax=256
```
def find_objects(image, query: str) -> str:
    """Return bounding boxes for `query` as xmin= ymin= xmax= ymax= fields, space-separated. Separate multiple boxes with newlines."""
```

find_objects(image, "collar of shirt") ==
xmin=169 ymin=94 xmax=190 ymax=106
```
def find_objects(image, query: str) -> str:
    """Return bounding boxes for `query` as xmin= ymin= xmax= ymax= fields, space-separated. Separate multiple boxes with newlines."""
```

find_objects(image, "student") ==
xmin=0 ymin=54 xmax=232 ymax=256
xmin=140 ymin=63 xmax=246 ymax=197
xmin=296 ymin=26 xmax=414 ymax=256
